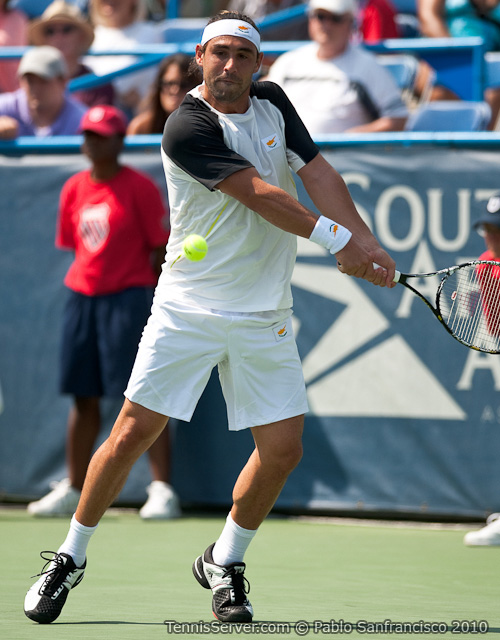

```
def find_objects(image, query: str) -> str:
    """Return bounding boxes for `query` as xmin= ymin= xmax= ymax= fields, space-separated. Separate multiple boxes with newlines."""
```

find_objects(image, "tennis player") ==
xmin=24 ymin=9 xmax=396 ymax=625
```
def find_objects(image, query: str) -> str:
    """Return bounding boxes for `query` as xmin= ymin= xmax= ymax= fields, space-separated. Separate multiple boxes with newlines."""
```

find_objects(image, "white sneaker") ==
xmin=464 ymin=513 xmax=500 ymax=546
xmin=27 ymin=479 xmax=81 ymax=517
xmin=139 ymin=481 xmax=181 ymax=520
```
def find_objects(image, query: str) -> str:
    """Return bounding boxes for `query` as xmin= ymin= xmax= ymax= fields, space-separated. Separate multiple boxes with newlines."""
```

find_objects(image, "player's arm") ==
xmin=217 ymin=160 xmax=395 ymax=288
xmin=298 ymin=153 xmax=395 ymax=285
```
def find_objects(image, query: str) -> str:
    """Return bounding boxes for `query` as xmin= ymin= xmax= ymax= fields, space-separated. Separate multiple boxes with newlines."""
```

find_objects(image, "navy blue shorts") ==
xmin=60 ymin=287 xmax=154 ymax=397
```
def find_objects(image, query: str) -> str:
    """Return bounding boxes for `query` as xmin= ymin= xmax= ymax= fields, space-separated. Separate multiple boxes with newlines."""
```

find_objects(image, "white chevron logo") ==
xmin=292 ymin=237 xmax=466 ymax=420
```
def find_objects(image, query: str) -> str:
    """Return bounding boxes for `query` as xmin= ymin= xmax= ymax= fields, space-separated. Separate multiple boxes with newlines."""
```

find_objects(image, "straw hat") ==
xmin=29 ymin=1 xmax=94 ymax=51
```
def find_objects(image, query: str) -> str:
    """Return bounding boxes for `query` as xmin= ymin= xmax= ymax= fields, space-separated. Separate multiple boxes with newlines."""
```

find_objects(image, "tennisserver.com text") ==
xmin=163 ymin=620 xmax=489 ymax=635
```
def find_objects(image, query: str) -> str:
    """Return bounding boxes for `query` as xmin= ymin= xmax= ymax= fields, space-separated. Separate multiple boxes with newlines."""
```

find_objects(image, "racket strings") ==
xmin=439 ymin=264 xmax=500 ymax=352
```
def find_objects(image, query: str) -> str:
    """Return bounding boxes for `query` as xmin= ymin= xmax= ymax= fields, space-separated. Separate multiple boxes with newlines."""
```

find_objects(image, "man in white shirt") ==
xmin=266 ymin=0 xmax=408 ymax=133
xmin=24 ymin=10 xmax=396 ymax=627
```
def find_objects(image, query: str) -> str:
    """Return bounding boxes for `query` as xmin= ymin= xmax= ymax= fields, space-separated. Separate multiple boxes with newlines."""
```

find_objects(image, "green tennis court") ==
xmin=3 ymin=507 xmax=499 ymax=639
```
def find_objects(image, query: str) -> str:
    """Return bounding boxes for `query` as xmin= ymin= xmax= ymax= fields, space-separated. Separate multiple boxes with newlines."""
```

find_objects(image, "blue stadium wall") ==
xmin=1 ymin=142 xmax=500 ymax=520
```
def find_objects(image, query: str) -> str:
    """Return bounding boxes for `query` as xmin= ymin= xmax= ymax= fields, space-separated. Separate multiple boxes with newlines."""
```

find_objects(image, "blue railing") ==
xmin=0 ymin=0 xmax=493 ymax=154
xmin=0 ymin=35 xmax=486 ymax=101
xmin=1 ymin=131 xmax=500 ymax=157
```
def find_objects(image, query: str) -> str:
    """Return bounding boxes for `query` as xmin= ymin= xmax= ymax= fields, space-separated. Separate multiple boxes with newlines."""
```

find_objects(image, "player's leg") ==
xmin=193 ymin=414 xmax=304 ymax=623
xmin=76 ymin=399 xmax=168 ymax=526
xmin=193 ymin=309 xmax=307 ymax=622
xmin=24 ymin=399 xmax=168 ymax=624
xmin=231 ymin=414 xmax=304 ymax=530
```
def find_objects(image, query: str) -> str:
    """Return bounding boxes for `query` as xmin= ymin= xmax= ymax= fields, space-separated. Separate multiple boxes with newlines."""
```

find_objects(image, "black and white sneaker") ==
xmin=192 ymin=543 xmax=253 ymax=622
xmin=24 ymin=551 xmax=85 ymax=623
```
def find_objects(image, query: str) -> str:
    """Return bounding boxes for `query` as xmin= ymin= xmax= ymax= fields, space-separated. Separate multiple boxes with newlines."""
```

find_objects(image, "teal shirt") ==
xmin=445 ymin=0 xmax=500 ymax=49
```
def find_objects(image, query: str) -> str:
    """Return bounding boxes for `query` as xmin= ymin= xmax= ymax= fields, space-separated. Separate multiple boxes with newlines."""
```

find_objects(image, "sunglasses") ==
xmin=160 ymin=80 xmax=191 ymax=92
xmin=309 ymin=11 xmax=350 ymax=23
xmin=43 ymin=24 xmax=77 ymax=37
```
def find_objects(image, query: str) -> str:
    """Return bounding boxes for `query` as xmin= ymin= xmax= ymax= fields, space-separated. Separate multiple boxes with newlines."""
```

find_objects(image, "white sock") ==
xmin=212 ymin=513 xmax=257 ymax=566
xmin=57 ymin=514 xmax=98 ymax=567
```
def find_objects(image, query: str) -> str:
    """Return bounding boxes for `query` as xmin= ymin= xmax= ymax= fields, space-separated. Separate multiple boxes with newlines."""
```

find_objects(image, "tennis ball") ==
xmin=183 ymin=234 xmax=208 ymax=261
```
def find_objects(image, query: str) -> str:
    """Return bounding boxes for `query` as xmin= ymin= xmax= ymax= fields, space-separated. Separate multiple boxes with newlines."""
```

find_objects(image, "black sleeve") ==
xmin=250 ymin=81 xmax=320 ymax=165
xmin=162 ymin=95 xmax=254 ymax=191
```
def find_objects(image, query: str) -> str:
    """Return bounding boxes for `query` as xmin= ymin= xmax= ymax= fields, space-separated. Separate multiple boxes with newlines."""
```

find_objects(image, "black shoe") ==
xmin=24 ymin=551 xmax=85 ymax=623
xmin=193 ymin=543 xmax=253 ymax=622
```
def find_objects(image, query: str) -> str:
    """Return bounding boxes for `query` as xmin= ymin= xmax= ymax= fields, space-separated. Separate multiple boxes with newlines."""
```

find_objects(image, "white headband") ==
xmin=201 ymin=19 xmax=261 ymax=52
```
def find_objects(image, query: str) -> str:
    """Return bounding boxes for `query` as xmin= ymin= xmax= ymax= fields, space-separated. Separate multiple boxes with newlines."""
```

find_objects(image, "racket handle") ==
xmin=373 ymin=262 xmax=401 ymax=283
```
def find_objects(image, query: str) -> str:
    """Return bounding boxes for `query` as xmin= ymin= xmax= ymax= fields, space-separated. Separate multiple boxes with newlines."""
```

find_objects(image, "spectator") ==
xmin=27 ymin=105 xmax=180 ymax=521
xmin=29 ymin=0 xmax=114 ymax=108
xmin=227 ymin=0 xmax=302 ymax=19
xmin=418 ymin=0 xmax=500 ymax=125
xmin=419 ymin=0 xmax=500 ymax=49
xmin=11 ymin=1 xmax=88 ymax=19
xmin=357 ymin=0 xmax=401 ymax=42
xmin=85 ymin=0 xmax=164 ymax=116
xmin=127 ymin=53 xmax=201 ymax=135
xmin=0 ymin=0 xmax=28 ymax=93
xmin=145 ymin=0 xmax=165 ymax=21
xmin=265 ymin=0 xmax=408 ymax=133
xmin=227 ymin=0 xmax=310 ymax=39
xmin=0 ymin=45 xmax=86 ymax=138
xmin=463 ymin=193 xmax=500 ymax=545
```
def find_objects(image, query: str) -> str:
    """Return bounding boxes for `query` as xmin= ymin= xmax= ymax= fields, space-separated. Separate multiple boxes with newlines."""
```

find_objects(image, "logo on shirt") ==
xmin=261 ymin=133 xmax=281 ymax=151
xmin=79 ymin=203 xmax=110 ymax=252
xmin=273 ymin=321 xmax=289 ymax=341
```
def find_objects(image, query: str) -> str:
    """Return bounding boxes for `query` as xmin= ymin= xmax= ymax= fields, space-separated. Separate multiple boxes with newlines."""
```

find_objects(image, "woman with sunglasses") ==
xmin=127 ymin=53 xmax=201 ymax=135
xmin=29 ymin=0 xmax=114 ymax=108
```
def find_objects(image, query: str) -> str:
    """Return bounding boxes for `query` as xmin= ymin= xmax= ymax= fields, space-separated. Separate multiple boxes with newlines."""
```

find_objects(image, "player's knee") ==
xmin=107 ymin=420 xmax=150 ymax=464
xmin=270 ymin=440 xmax=303 ymax=475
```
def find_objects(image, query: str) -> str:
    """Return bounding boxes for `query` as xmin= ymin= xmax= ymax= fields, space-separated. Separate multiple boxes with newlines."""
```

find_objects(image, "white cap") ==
xmin=309 ymin=0 xmax=358 ymax=14
xmin=18 ymin=46 xmax=68 ymax=80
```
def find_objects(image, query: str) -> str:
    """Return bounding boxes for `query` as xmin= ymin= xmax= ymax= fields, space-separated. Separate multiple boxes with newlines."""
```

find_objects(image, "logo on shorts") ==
xmin=262 ymin=133 xmax=281 ymax=151
xmin=79 ymin=203 xmax=110 ymax=252
xmin=273 ymin=322 xmax=288 ymax=341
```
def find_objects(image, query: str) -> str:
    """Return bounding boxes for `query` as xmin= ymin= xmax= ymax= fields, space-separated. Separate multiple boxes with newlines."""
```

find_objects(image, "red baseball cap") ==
xmin=80 ymin=105 xmax=128 ymax=137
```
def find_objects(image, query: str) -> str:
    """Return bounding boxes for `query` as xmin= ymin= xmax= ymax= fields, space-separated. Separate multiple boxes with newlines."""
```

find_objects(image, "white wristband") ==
xmin=309 ymin=216 xmax=352 ymax=255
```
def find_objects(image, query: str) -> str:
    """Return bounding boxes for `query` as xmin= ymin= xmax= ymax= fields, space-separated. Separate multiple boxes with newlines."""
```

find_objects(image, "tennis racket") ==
xmin=385 ymin=260 xmax=500 ymax=354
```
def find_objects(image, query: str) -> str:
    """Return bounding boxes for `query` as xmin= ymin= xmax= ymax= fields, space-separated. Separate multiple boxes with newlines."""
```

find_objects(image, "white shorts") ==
xmin=124 ymin=300 xmax=308 ymax=431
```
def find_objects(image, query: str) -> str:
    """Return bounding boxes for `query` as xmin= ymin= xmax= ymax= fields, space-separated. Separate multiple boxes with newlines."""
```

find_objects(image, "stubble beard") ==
xmin=206 ymin=74 xmax=248 ymax=106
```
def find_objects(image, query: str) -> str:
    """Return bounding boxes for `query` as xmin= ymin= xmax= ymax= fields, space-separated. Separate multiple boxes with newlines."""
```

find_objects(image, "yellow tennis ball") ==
xmin=183 ymin=234 xmax=208 ymax=261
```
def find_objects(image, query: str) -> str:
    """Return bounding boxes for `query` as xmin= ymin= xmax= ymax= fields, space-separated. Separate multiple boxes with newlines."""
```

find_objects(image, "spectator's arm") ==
xmin=418 ymin=0 xmax=450 ymax=38
xmin=347 ymin=116 xmax=407 ymax=132
xmin=0 ymin=116 xmax=19 ymax=139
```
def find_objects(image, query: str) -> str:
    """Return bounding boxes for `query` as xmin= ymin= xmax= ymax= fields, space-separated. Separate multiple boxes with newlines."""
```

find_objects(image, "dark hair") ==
xmin=206 ymin=10 xmax=259 ymax=31
xmin=139 ymin=53 xmax=201 ymax=134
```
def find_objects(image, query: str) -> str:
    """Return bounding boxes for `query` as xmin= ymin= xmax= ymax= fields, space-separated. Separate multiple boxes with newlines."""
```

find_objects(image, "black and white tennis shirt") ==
xmin=157 ymin=81 xmax=319 ymax=313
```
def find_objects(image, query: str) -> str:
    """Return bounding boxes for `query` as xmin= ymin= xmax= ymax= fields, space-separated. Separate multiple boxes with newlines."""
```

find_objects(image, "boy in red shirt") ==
xmin=27 ymin=105 xmax=178 ymax=520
